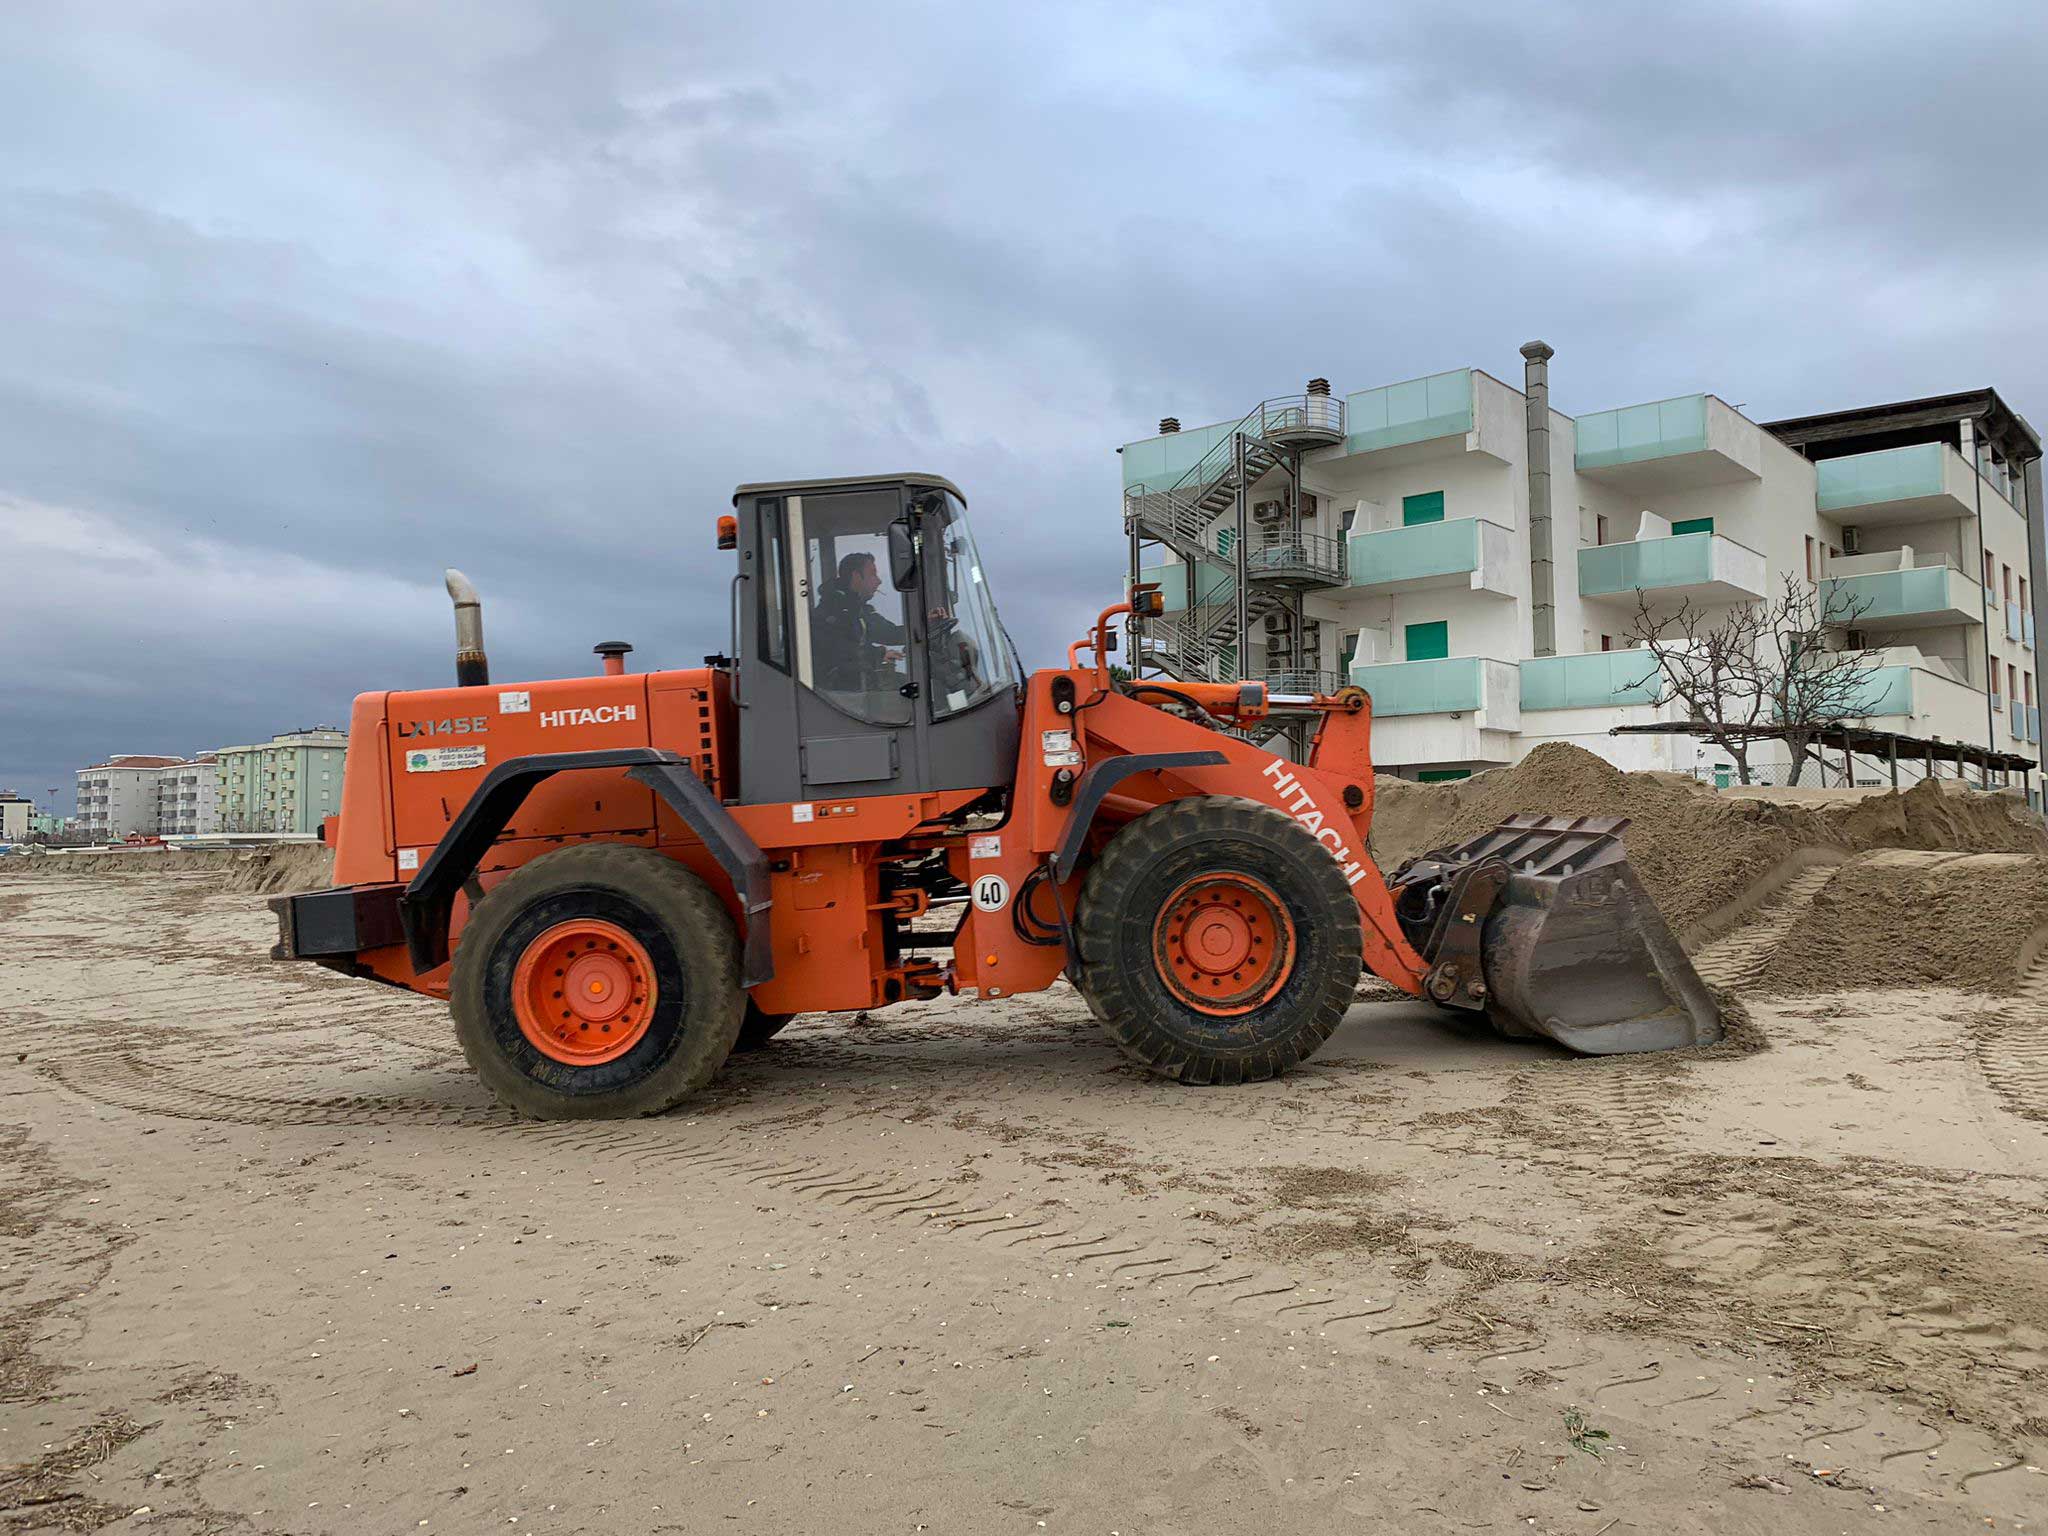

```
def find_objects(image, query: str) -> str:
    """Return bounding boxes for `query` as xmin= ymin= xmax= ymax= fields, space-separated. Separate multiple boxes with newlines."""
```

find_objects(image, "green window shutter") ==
xmin=1404 ymin=620 xmax=1449 ymax=661
xmin=1340 ymin=631 xmax=1360 ymax=672
xmin=1401 ymin=491 xmax=1446 ymax=526
xmin=1669 ymin=516 xmax=1714 ymax=536
xmin=1417 ymin=768 xmax=1472 ymax=783
xmin=1216 ymin=527 xmax=1236 ymax=556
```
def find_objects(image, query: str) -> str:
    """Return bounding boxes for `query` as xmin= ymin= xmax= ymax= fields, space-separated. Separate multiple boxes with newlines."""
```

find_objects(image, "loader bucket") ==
xmin=1394 ymin=815 xmax=1721 ymax=1055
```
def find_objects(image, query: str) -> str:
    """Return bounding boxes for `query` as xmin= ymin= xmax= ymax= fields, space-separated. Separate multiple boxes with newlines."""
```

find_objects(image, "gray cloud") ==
xmin=3 ymin=0 xmax=2045 ymax=810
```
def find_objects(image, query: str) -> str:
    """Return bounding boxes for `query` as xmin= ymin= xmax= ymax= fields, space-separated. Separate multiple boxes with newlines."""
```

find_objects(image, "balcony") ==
xmin=1243 ymin=527 xmax=1346 ymax=589
xmin=1343 ymin=517 xmax=1516 ymax=598
xmin=1843 ymin=651 xmax=1991 ymax=741
xmin=1819 ymin=562 xmax=1983 ymax=631
xmin=1342 ymin=369 xmax=1474 ymax=460
xmin=1577 ymin=532 xmax=1769 ymax=605
xmin=1574 ymin=394 xmax=1761 ymax=489
xmin=1521 ymin=649 xmax=1665 ymax=711
xmin=2007 ymin=600 xmax=2024 ymax=643
xmin=1815 ymin=443 xmax=1980 ymax=525
xmin=1139 ymin=559 xmax=1231 ymax=613
xmin=1348 ymin=655 xmax=1521 ymax=725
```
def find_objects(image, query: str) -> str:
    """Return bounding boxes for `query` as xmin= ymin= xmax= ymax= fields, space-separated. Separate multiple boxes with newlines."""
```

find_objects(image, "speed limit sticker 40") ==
xmin=972 ymin=874 xmax=1010 ymax=912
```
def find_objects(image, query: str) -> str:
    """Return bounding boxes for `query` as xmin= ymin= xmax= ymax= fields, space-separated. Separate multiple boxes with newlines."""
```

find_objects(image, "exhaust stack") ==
xmin=443 ymin=568 xmax=489 ymax=687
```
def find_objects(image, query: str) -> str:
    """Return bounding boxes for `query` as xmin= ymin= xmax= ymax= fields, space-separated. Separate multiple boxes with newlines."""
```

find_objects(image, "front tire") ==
xmin=1074 ymin=796 xmax=1361 ymax=1084
xmin=450 ymin=844 xmax=744 ymax=1119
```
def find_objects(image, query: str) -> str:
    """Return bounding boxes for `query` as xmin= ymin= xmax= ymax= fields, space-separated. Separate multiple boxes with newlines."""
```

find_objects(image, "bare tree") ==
xmin=1624 ymin=573 xmax=1885 ymax=786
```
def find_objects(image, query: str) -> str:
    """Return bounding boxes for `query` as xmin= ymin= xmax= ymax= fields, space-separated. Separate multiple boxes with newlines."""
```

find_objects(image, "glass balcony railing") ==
xmin=1574 ymin=394 xmax=1709 ymax=471
xmin=1819 ymin=566 xmax=1982 ymax=627
xmin=1347 ymin=656 xmax=1485 ymax=716
xmin=1577 ymin=532 xmax=1766 ymax=600
xmin=1843 ymin=666 xmax=1918 ymax=717
xmin=2007 ymin=600 xmax=2024 ymax=642
xmin=2028 ymin=610 xmax=2037 ymax=649
xmin=1343 ymin=369 xmax=1473 ymax=455
xmin=1520 ymin=650 xmax=1664 ymax=711
xmin=1814 ymin=443 xmax=1956 ymax=515
xmin=2030 ymin=704 xmax=2041 ymax=743
xmin=1346 ymin=517 xmax=1483 ymax=590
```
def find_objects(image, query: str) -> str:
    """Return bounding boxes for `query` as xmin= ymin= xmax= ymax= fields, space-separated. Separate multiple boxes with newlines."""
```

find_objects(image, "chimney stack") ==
xmin=1158 ymin=416 xmax=1181 ymax=435
xmin=1520 ymin=341 xmax=1557 ymax=658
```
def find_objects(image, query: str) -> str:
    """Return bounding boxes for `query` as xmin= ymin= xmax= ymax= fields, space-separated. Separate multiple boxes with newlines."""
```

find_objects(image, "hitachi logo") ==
xmin=539 ymin=704 xmax=638 ymax=728
xmin=1262 ymin=758 xmax=1369 ymax=887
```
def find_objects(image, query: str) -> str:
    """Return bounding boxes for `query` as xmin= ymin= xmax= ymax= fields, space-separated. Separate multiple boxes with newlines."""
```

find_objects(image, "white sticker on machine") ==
xmin=396 ymin=848 xmax=420 ymax=871
xmin=969 ymin=834 xmax=1002 ymax=860
xmin=404 ymin=745 xmax=486 ymax=773
xmin=791 ymin=802 xmax=815 ymax=823
xmin=971 ymin=873 xmax=1010 ymax=912
xmin=1040 ymin=729 xmax=1081 ymax=767
xmin=498 ymin=690 xmax=531 ymax=714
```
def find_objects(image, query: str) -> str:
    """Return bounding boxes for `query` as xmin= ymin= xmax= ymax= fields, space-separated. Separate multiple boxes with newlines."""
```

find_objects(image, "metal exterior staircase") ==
xmin=1123 ymin=390 xmax=1346 ymax=694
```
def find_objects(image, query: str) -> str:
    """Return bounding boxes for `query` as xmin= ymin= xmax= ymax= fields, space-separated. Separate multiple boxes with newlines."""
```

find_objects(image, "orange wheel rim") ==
xmin=1151 ymin=873 xmax=1295 ymax=1016
xmin=511 ymin=919 xmax=658 ymax=1066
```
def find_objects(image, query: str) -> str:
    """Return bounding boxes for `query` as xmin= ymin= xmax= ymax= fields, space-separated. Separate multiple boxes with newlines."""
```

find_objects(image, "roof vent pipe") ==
xmin=444 ymin=568 xmax=489 ymax=687
xmin=1158 ymin=417 xmax=1181 ymax=435
xmin=1520 ymin=341 xmax=1558 ymax=658
xmin=1306 ymin=377 xmax=1331 ymax=396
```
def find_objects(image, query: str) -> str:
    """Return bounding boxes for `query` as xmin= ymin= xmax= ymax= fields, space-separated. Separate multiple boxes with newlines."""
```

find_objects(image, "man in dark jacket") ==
xmin=813 ymin=551 xmax=906 ymax=692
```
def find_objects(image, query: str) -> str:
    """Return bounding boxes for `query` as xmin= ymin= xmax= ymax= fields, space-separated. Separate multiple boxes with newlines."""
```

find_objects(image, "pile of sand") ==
xmin=3 ymin=844 xmax=335 ymax=893
xmin=1757 ymin=849 xmax=2048 ymax=995
xmin=1372 ymin=742 xmax=2048 ymax=941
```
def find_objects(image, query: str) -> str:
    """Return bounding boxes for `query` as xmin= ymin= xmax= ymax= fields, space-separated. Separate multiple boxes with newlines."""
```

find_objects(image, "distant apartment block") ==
xmin=74 ymin=755 xmax=187 ymax=839
xmin=155 ymin=752 xmax=220 ymax=837
xmin=0 ymin=792 xmax=29 ymax=841
xmin=216 ymin=728 xmax=348 ymax=834
xmin=1121 ymin=356 xmax=2043 ymax=789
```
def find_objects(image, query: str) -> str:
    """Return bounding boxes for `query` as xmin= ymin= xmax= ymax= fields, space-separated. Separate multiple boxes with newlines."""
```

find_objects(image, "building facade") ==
xmin=1121 ymin=354 xmax=2042 ymax=789
xmin=0 ymin=793 xmax=29 ymax=842
xmin=74 ymin=755 xmax=187 ymax=839
xmin=216 ymin=728 xmax=348 ymax=834
xmin=154 ymin=753 xmax=220 ymax=837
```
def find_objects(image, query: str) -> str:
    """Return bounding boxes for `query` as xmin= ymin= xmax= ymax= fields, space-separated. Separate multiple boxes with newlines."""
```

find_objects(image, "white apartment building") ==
xmin=0 ymin=792 xmax=30 ymax=841
xmin=1121 ymin=352 xmax=2043 ymax=791
xmin=154 ymin=753 xmax=220 ymax=836
xmin=73 ymin=755 xmax=186 ymax=839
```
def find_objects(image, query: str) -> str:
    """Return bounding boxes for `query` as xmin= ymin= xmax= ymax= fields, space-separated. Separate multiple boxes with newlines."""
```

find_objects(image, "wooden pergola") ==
xmin=1608 ymin=720 xmax=2039 ymax=796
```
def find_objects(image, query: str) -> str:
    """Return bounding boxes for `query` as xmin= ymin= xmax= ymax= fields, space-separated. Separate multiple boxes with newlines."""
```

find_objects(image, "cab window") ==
xmin=788 ymin=488 xmax=913 ymax=726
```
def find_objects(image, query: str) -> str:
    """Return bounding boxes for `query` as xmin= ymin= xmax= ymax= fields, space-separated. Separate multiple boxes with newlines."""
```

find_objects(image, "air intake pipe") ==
xmin=444 ymin=568 xmax=489 ymax=687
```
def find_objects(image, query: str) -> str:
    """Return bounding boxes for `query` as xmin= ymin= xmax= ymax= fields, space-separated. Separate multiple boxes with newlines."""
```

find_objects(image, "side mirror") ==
xmin=887 ymin=518 xmax=920 ymax=590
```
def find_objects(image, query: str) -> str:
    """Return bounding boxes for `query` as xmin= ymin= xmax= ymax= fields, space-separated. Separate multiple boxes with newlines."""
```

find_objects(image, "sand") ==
xmin=7 ymin=846 xmax=2048 ymax=1532
xmin=1372 ymin=742 xmax=2048 ymax=941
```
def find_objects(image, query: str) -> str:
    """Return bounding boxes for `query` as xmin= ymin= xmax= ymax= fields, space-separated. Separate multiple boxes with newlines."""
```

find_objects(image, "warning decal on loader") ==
xmin=972 ymin=874 xmax=1010 ymax=912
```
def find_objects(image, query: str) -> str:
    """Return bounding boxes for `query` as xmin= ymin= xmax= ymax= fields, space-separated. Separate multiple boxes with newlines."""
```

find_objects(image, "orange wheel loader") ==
xmin=269 ymin=473 xmax=1719 ymax=1119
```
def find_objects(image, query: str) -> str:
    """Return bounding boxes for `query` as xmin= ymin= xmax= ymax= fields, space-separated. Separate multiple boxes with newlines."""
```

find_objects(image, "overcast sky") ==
xmin=4 ymin=1 xmax=2046 ymax=810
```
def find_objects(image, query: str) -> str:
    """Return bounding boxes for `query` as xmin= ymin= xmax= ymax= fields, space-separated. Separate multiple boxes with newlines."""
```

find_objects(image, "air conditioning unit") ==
xmin=1264 ymin=611 xmax=1291 ymax=634
xmin=1841 ymin=525 xmax=1862 ymax=555
xmin=1252 ymin=499 xmax=1288 ymax=525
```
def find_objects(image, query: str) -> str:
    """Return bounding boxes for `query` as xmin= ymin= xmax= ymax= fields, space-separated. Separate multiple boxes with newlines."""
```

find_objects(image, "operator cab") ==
xmin=730 ymin=474 xmax=1022 ymax=804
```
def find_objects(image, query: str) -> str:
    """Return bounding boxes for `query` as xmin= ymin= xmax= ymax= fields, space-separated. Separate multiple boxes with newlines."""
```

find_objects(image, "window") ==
xmin=924 ymin=490 xmax=1021 ymax=719
xmin=758 ymin=500 xmax=790 ymax=671
xmin=1669 ymin=516 xmax=1714 ymax=536
xmin=790 ymin=488 xmax=913 ymax=726
xmin=1417 ymin=768 xmax=1472 ymax=783
xmin=1986 ymin=550 xmax=1996 ymax=587
xmin=1405 ymin=620 xmax=1449 ymax=661
xmin=2009 ymin=663 xmax=2019 ymax=703
xmin=1600 ymin=634 xmax=1614 ymax=652
xmin=1401 ymin=491 xmax=1445 ymax=526
xmin=1595 ymin=514 xmax=1610 ymax=547
xmin=1340 ymin=631 xmax=1361 ymax=676
xmin=2005 ymin=564 xmax=2014 ymax=600
xmin=1805 ymin=535 xmax=1816 ymax=582
xmin=1216 ymin=526 xmax=1236 ymax=557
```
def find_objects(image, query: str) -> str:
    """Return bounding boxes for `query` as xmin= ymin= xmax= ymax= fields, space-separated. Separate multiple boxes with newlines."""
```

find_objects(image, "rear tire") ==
xmin=450 ymin=844 xmax=744 ymax=1119
xmin=731 ymin=1001 xmax=795 ymax=1052
xmin=1074 ymin=796 xmax=1361 ymax=1084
